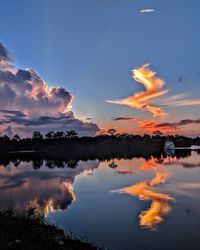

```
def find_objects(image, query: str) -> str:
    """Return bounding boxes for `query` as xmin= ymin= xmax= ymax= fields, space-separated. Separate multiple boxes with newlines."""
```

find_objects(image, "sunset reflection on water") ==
xmin=0 ymin=150 xmax=200 ymax=250
xmin=114 ymin=158 xmax=174 ymax=229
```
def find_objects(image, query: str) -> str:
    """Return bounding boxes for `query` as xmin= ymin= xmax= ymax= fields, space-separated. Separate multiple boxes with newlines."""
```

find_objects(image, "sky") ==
xmin=0 ymin=0 xmax=200 ymax=136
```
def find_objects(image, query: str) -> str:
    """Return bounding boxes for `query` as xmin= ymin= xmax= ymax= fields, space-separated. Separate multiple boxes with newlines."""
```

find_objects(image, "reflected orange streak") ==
xmin=115 ymin=160 xmax=174 ymax=229
xmin=140 ymin=200 xmax=171 ymax=228
xmin=139 ymin=158 xmax=159 ymax=171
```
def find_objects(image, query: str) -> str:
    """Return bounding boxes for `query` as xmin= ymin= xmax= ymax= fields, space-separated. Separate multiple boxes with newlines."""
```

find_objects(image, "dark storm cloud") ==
xmin=0 ymin=110 xmax=26 ymax=117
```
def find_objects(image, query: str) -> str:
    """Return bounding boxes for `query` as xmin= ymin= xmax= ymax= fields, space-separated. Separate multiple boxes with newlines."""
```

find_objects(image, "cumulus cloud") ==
xmin=107 ymin=64 xmax=200 ymax=118
xmin=0 ymin=43 xmax=99 ymax=137
xmin=140 ymin=9 xmax=156 ymax=13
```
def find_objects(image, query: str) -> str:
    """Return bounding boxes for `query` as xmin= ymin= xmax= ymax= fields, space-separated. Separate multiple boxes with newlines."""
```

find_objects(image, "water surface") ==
xmin=0 ymin=150 xmax=200 ymax=250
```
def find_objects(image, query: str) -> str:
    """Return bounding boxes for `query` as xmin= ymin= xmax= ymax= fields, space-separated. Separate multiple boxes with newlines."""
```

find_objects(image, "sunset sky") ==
xmin=0 ymin=0 xmax=200 ymax=136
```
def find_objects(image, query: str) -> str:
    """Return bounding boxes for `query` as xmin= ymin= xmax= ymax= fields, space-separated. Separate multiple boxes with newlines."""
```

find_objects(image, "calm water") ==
xmin=0 ymin=150 xmax=200 ymax=250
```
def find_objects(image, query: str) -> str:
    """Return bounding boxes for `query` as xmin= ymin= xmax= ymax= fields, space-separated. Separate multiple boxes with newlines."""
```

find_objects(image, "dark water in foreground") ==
xmin=0 ymin=150 xmax=200 ymax=250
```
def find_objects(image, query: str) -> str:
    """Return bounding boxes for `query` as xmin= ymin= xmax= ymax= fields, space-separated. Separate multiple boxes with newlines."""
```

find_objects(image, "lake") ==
xmin=0 ymin=149 xmax=200 ymax=250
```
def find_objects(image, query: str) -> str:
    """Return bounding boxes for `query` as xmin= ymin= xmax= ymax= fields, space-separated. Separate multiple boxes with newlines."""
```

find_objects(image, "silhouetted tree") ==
xmin=66 ymin=130 xmax=78 ymax=138
xmin=153 ymin=130 xmax=163 ymax=137
xmin=2 ymin=135 xmax=10 ymax=141
xmin=13 ymin=134 xmax=21 ymax=141
xmin=143 ymin=134 xmax=151 ymax=140
xmin=54 ymin=131 xmax=65 ymax=139
xmin=107 ymin=128 xmax=117 ymax=136
xmin=32 ymin=131 xmax=43 ymax=140
xmin=45 ymin=131 xmax=55 ymax=139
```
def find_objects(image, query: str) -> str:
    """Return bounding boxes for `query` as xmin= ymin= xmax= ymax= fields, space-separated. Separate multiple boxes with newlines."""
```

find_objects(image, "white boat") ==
xmin=190 ymin=145 xmax=200 ymax=150
xmin=164 ymin=141 xmax=175 ymax=151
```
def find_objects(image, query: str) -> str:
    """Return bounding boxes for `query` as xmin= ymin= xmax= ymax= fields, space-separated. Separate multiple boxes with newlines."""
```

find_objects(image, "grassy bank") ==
xmin=0 ymin=209 xmax=102 ymax=250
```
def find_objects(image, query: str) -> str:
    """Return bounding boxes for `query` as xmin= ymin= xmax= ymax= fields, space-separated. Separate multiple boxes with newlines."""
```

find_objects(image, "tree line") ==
xmin=0 ymin=129 xmax=199 ymax=142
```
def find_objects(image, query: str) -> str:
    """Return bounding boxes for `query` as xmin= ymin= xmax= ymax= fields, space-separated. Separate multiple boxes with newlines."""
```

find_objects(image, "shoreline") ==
xmin=0 ymin=209 xmax=103 ymax=250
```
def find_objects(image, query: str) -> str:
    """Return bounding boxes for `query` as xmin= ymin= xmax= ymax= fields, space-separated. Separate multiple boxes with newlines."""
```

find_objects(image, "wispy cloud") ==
xmin=113 ymin=117 xmax=136 ymax=121
xmin=107 ymin=64 xmax=168 ymax=117
xmin=138 ymin=118 xmax=200 ymax=133
xmin=140 ymin=9 xmax=156 ymax=13
xmin=107 ymin=64 xmax=200 ymax=118
xmin=114 ymin=116 xmax=200 ymax=133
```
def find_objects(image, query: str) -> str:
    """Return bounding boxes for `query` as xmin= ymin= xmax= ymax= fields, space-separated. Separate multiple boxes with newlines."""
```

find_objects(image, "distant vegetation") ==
xmin=0 ymin=130 xmax=199 ymax=161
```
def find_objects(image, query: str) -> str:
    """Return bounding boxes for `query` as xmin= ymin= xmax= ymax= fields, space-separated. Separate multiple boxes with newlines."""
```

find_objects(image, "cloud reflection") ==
xmin=0 ymin=160 xmax=99 ymax=216
xmin=114 ymin=159 xmax=174 ymax=229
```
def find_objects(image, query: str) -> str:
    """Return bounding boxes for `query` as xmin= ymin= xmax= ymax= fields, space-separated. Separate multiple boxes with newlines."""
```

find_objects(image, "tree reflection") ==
xmin=0 ymin=160 xmax=99 ymax=217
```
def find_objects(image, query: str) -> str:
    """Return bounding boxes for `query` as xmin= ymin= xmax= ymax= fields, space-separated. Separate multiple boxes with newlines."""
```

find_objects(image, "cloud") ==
xmin=177 ymin=76 xmax=183 ymax=83
xmin=159 ymin=94 xmax=200 ymax=108
xmin=0 ymin=43 xmax=99 ymax=137
xmin=113 ymin=117 xmax=136 ymax=121
xmin=107 ymin=64 xmax=169 ymax=117
xmin=137 ymin=118 xmax=200 ymax=133
xmin=107 ymin=64 xmax=200 ymax=118
xmin=0 ymin=42 xmax=11 ymax=62
xmin=0 ymin=109 xmax=99 ymax=137
xmin=140 ymin=9 xmax=156 ymax=13
xmin=114 ymin=116 xmax=200 ymax=133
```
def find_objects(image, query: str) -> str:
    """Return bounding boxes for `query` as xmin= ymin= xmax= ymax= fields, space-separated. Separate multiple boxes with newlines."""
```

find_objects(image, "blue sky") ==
xmin=0 ymin=0 xmax=200 ymax=135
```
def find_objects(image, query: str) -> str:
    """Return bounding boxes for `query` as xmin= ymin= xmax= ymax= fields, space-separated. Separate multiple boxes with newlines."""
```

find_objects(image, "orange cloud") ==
xmin=137 ymin=119 xmax=177 ymax=133
xmin=114 ymin=115 xmax=200 ymax=134
xmin=107 ymin=64 xmax=169 ymax=117
xmin=107 ymin=64 xmax=200 ymax=119
xmin=137 ymin=118 xmax=200 ymax=134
